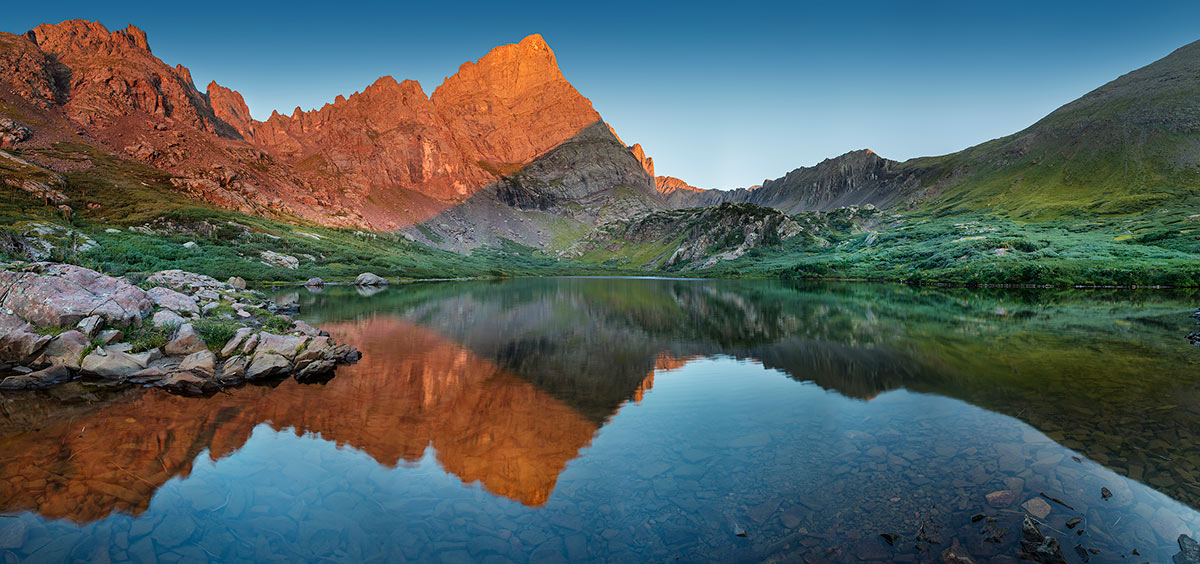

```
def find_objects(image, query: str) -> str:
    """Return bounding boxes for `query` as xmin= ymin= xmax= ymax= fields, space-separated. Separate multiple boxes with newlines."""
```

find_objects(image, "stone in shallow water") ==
xmin=1176 ymin=534 xmax=1200 ymax=564
xmin=153 ymin=513 xmax=196 ymax=548
xmin=1022 ymin=497 xmax=1052 ymax=519
xmin=0 ymin=519 xmax=28 ymax=549
xmin=986 ymin=490 xmax=1015 ymax=508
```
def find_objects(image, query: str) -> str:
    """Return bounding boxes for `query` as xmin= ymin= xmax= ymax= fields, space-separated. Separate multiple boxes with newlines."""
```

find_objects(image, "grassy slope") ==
xmin=0 ymin=142 xmax=634 ymax=282
xmin=567 ymin=41 xmax=1200 ymax=286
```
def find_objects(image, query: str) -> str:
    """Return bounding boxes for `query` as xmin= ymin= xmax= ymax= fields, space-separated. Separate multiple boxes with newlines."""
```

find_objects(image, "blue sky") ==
xmin=6 ymin=0 xmax=1200 ymax=189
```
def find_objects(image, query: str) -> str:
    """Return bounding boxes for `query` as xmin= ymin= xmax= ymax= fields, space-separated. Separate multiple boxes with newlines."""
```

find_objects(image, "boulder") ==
xmin=146 ymin=286 xmax=200 ymax=316
xmin=196 ymin=289 xmax=221 ymax=303
xmin=290 ymin=320 xmax=324 ymax=337
xmin=219 ymin=327 xmax=254 ymax=358
xmin=80 ymin=349 xmax=146 ymax=380
xmin=295 ymin=359 xmax=337 ymax=382
xmin=127 ymin=348 xmax=162 ymax=367
xmin=219 ymin=355 xmax=248 ymax=383
xmin=354 ymin=272 xmax=388 ymax=286
xmin=239 ymin=333 xmax=260 ymax=355
xmin=260 ymin=251 xmax=299 ymax=270
xmin=0 ymin=263 xmax=151 ymax=327
xmin=178 ymin=350 xmax=216 ymax=377
xmin=182 ymin=241 xmax=200 ymax=250
xmin=159 ymin=371 xmax=218 ymax=396
xmin=76 ymin=315 xmax=103 ymax=337
xmin=1019 ymin=515 xmax=1066 ymax=563
xmin=253 ymin=333 xmax=309 ymax=359
xmin=0 ymin=315 xmax=52 ymax=364
xmin=36 ymin=330 xmax=88 ymax=368
xmin=152 ymin=309 xmax=186 ymax=328
xmin=1177 ymin=534 xmax=1200 ymax=564
xmin=146 ymin=270 xmax=224 ymax=295
xmin=96 ymin=329 xmax=124 ymax=345
xmin=129 ymin=366 xmax=167 ymax=383
xmin=164 ymin=324 xmax=207 ymax=356
xmin=245 ymin=353 xmax=290 ymax=380
xmin=227 ymin=277 xmax=247 ymax=290
xmin=303 ymin=277 xmax=324 ymax=287
xmin=0 ymin=365 xmax=73 ymax=390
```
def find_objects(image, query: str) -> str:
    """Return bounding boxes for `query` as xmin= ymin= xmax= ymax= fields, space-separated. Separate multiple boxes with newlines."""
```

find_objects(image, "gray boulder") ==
xmin=0 ymin=365 xmax=73 ymax=390
xmin=164 ymin=324 xmax=207 ymax=356
xmin=80 ymin=349 xmax=146 ymax=380
xmin=260 ymin=251 xmax=299 ymax=270
xmin=36 ymin=330 xmax=88 ymax=368
xmin=178 ymin=350 xmax=216 ymax=378
xmin=159 ymin=371 xmax=218 ymax=395
xmin=152 ymin=309 xmax=186 ymax=328
xmin=96 ymin=329 xmax=124 ymax=345
xmin=146 ymin=286 xmax=200 ymax=316
xmin=0 ymin=263 xmax=151 ymax=327
xmin=219 ymin=327 xmax=254 ymax=358
xmin=227 ymin=276 xmax=247 ymax=290
xmin=245 ymin=353 xmax=291 ymax=380
xmin=146 ymin=270 xmax=224 ymax=295
xmin=75 ymin=315 xmax=103 ymax=338
xmin=0 ymin=314 xmax=52 ymax=364
xmin=354 ymin=272 xmax=388 ymax=286
xmin=253 ymin=333 xmax=309 ymax=359
xmin=303 ymin=277 xmax=324 ymax=287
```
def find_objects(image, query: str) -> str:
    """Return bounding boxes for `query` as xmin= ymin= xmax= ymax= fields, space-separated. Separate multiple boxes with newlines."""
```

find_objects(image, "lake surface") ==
xmin=1 ymin=278 xmax=1199 ymax=562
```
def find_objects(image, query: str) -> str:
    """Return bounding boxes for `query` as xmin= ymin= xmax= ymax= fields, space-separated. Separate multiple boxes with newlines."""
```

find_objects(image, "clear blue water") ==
xmin=1 ymin=278 xmax=1199 ymax=562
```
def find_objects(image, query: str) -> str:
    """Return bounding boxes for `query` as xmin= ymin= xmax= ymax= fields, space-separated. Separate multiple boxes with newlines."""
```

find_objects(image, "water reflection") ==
xmin=0 ymin=278 xmax=1196 ymax=562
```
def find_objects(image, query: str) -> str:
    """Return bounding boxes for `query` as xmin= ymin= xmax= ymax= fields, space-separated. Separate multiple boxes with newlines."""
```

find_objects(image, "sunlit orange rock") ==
xmin=0 ymin=22 xmax=634 ymax=231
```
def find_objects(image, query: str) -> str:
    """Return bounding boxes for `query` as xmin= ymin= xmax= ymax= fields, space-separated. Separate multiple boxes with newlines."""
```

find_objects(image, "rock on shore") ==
xmin=0 ymin=263 xmax=359 ymax=395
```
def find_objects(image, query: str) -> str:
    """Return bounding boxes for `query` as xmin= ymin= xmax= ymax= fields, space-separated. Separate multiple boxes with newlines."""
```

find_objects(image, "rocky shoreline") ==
xmin=0 ymin=263 xmax=360 ymax=395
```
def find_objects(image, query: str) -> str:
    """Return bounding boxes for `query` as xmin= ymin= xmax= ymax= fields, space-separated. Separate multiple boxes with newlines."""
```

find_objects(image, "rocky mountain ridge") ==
xmin=0 ymin=21 xmax=661 ymax=240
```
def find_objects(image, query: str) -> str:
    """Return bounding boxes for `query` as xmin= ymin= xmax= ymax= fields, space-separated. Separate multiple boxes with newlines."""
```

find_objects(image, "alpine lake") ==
xmin=1 ymin=277 xmax=1199 ymax=563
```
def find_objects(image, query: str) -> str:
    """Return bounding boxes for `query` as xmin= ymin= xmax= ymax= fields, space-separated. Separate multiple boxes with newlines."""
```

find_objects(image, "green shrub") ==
xmin=193 ymin=318 xmax=240 ymax=351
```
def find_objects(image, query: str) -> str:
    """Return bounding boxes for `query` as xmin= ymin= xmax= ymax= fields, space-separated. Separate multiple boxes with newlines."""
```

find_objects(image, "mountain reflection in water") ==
xmin=0 ymin=278 xmax=1198 ymax=562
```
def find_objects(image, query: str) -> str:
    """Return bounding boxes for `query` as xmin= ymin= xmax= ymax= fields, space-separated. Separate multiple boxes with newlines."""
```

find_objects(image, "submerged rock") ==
xmin=941 ymin=540 xmax=976 ymax=564
xmin=1176 ymin=534 xmax=1200 ymax=564
xmin=1018 ymin=515 xmax=1067 ymax=564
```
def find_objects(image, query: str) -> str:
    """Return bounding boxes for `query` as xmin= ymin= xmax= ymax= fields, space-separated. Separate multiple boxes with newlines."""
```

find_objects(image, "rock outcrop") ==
xmin=0 ymin=263 xmax=359 ymax=394
xmin=665 ymin=149 xmax=922 ymax=213
xmin=564 ymin=202 xmax=802 ymax=270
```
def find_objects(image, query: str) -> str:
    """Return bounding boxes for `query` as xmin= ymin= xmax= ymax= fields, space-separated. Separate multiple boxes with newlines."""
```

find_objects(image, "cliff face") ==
xmin=0 ymin=21 xmax=658 ymax=235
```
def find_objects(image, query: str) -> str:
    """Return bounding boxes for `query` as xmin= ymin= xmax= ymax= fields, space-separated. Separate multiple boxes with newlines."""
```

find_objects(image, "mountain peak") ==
xmin=28 ymin=19 xmax=153 ymax=56
xmin=430 ymin=33 xmax=598 ymax=164
xmin=207 ymin=81 xmax=253 ymax=135
xmin=518 ymin=33 xmax=550 ymax=49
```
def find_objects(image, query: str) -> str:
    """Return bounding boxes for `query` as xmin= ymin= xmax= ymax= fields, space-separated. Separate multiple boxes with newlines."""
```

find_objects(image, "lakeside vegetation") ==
xmin=2 ymin=142 xmax=1199 ymax=288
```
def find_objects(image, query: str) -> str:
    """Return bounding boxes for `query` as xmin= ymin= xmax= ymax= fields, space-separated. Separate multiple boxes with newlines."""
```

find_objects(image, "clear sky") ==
xmin=5 ymin=0 xmax=1200 ymax=189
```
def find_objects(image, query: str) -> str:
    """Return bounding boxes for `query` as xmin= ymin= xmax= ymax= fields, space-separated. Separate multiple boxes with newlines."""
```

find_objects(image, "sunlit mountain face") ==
xmin=1 ymin=278 xmax=1198 ymax=562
